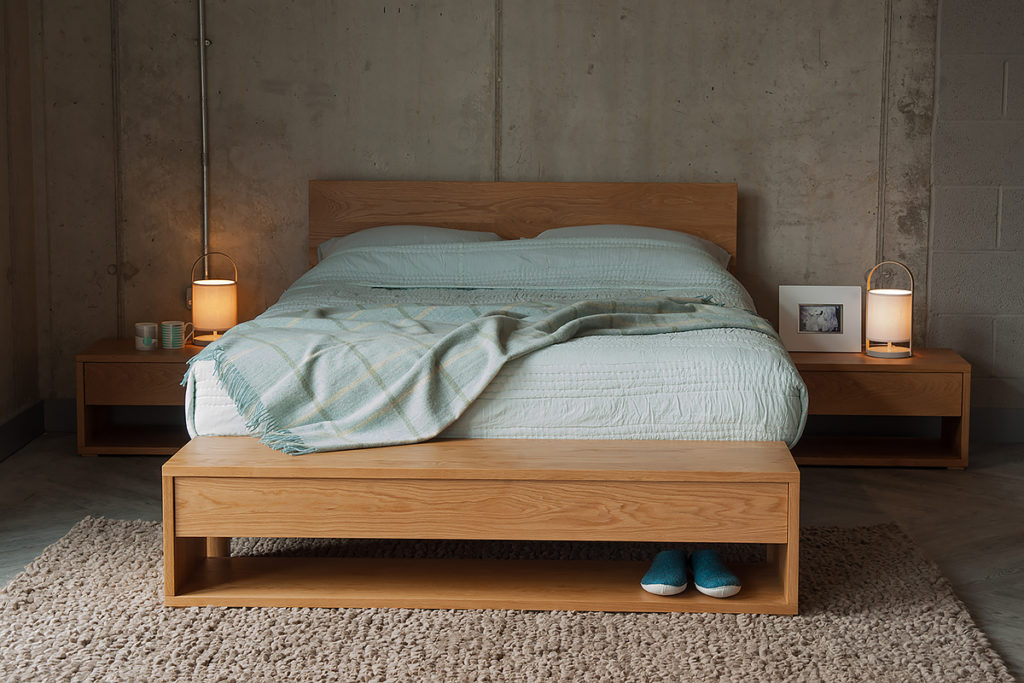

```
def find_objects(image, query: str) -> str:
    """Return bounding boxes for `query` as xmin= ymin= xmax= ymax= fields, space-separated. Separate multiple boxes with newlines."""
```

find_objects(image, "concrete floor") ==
xmin=2 ymin=433 xmax=1021 ymax=679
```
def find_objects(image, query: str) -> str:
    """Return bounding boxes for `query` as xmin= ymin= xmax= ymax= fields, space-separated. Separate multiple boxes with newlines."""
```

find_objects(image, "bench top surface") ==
xmin=163 ymin=437 xmax=798 ymax=483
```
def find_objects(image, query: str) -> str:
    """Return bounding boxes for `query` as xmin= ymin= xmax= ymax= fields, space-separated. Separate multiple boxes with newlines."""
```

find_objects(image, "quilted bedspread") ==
xmin=184 ymin=238 xmax=808 ymax=454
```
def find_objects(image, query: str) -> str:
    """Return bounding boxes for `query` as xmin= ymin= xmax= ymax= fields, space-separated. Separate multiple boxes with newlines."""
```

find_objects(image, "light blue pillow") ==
xmin=317 ymin=225 xmax=502 ymax=261
xmin=536 ymin=225 xmax=731 ymax=268
xmin=312 ymin=238 xmax=751 ymax=309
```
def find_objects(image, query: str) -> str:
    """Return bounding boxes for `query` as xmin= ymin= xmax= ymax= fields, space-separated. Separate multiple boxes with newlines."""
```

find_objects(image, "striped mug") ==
xmin=160 ymin=320 xmax=194 ymax=349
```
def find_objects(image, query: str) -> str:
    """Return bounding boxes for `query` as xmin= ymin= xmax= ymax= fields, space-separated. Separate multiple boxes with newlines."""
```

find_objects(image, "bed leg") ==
xmin=206 ymin=537 xmax=231 ymax=557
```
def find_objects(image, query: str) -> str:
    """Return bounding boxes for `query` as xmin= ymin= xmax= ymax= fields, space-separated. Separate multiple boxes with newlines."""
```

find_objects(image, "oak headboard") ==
xmin=309 ymin=180 xmax=737 ymax=267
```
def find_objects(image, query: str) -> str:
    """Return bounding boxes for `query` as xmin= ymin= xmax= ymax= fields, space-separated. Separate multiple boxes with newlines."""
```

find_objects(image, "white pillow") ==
xmin=535 ymin=224 xmax=731 ymax=268
xmin=318 ymin=225 xmax=502 ymax=261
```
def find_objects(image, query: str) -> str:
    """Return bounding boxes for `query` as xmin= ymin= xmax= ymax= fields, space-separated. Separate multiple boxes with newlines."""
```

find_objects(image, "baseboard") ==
xmin=0 ymin=402 xmax=44 ymax=463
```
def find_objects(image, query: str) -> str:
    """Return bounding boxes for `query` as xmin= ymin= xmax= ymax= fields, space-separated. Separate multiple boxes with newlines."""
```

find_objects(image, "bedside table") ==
xmin=76 ymin=338 xmax=201 ymax=456
xmin=790 ymin=348 xmax=971 ymax=468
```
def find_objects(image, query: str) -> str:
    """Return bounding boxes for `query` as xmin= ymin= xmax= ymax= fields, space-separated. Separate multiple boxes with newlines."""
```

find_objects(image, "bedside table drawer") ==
xmin=802 ymin=371 xmax=963 ymax=416
xmin=84 ymin=362 xmax=187 ymax=406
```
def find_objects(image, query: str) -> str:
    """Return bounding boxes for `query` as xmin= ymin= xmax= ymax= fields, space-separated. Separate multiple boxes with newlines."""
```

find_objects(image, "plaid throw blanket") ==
xmin=187 ymin=297 xmax=779 ymax=454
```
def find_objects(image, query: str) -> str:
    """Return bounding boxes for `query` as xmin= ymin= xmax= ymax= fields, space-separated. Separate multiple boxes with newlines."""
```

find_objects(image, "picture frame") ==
xmin=778 ymin=285 xmax=862 ymax=352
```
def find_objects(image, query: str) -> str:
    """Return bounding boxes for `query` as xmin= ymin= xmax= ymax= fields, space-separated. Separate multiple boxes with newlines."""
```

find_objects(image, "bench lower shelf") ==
xmin=166 ymin=555 xmax=790 ymax=613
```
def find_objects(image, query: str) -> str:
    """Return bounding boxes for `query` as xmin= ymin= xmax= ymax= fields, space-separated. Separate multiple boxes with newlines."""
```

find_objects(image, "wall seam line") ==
xmin=38 ymin=0 xmax=55 ymax=397
xmin=875 ymin=0 xmax=893 ymax=262
xmin=997 ymin=186 xmax=1003 ymax=248
xmin=925 ymin=0 xmax=941 ymax=347
xmin=109 ymin=0 xmax=126 ymax=337
xmin=492 ymin=0 xmax=502 ymax=182
xmin=1002 ymin=59 xmax=1009 ymax=118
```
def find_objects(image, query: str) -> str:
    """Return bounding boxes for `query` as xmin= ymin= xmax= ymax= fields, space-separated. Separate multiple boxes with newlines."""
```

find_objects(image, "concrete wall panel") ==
xmin=877 ymin=0 xmax=936 ymax=343
xmin=499 ymin=0 xmax=929 ymax=322
xmin=940 ymin=0 xmax=1024 ymax=55
xmin=1 ymin=0 xmax=13 ymax=421
xmin=1 ymin=0 xmax=40 ymax=422
xmin=117 ymin=0 xmax=201 ymax=334
xmin=34 ymin=0 xmax=943 ymax=404
xmin=201 ymin=0 xmax=495 ymax=319
xmin=39 ymin=0 xmax=118 ymax=398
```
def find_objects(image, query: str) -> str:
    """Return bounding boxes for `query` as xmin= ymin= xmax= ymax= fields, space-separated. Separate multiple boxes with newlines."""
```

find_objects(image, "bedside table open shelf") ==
xmin=76 ymin=339 xmax=201 ymax=456
xmin=790 ymin=349 xmax=971 ymax=468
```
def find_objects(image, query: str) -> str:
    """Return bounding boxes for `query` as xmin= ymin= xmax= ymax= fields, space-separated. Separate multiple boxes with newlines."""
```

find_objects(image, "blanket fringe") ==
xmin=196 ymin=345 xmax=314 ymax=455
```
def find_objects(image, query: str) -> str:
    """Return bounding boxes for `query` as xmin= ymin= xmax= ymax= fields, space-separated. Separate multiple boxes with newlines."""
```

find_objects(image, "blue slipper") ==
xmin=690 ymin=549 xmax=741 ymax=598
xmin=641 ymin=550 xmax=687 ymax=595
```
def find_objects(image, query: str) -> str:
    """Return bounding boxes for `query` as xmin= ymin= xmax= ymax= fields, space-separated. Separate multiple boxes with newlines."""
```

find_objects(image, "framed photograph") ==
xmin=778 ymin=285 xmax=862 ymax=352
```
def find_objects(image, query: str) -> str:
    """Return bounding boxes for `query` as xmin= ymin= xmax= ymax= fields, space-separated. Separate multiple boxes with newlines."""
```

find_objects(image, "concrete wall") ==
xmin=0 ymin=0 xmax=40 ymax=426
xmin=33 ymin=1 xmax=938 ymax=405
xmin=928 ymin=0 xmax=1024 ymax=439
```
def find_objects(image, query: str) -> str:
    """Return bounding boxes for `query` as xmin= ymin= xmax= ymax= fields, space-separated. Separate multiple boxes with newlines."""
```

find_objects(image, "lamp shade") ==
xmin=865 ymin=261 xmax=913 ymax=358
xmin=865 ymin=289 xmax=911 ymax=342
xmin=193 ymin=279 xmax=237 ymax=331
xmin=191 ymin=252 xmax=238 ymax=345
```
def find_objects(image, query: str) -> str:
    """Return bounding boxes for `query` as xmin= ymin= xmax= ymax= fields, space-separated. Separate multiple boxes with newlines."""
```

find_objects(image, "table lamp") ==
xmin=865 ymin=260 xmax=913 ymax=358
xmin=191 ymin=251 xmax=237 ymax=345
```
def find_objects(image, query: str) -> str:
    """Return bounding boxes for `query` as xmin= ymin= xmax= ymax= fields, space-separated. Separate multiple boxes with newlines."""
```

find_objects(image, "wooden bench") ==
xmin=163 ymin=437 xmax=799 ymax=614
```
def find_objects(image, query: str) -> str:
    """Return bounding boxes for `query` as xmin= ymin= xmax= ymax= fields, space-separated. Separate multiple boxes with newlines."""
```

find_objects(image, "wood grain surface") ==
xmin=163 ymin=436 xmax=798 ymax=482
xmin=166 ymin=556 xmax=790 ymax=613
xmin=308 ymin=180 xmax=737 ymax=267
xmin=802 ymin=371 xmax=963 ymax=416
xmin=163 ymin=437 xmax=799 ymax=613
xmin=75 ymin=338 xmax=202 ymax=364
xmin=173 ymin=477 xmax=790 ymax=543
xmin=83 ymin=363 xmax=187 ymax=406
xmin=790 ymin=348 xmax=970 ymax=373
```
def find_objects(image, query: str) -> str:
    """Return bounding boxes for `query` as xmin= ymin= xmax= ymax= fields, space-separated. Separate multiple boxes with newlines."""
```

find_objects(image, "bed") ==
xmin=163 ymin=180 xmax=805 ymax=614
xmin=185 ymin=181 xmax=806 ymax=448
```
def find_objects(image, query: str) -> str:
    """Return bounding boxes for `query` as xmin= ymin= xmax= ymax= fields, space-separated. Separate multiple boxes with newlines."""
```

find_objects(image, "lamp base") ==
xmin=193 ymin=331 xmax=223 ymax=346
xmin=865 ymin=342 xmax=912 ymax=358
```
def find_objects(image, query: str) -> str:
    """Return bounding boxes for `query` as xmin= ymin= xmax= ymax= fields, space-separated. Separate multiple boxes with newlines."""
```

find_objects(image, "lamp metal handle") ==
xmin=866 ymin=260 xmax=913 ymax=293
xmin=191 ymin=251 xmax=238 ymax=283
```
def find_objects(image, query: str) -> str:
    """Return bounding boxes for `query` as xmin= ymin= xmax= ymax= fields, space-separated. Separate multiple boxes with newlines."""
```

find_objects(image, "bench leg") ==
xmin=766 ymin=480 xmax=800 ymax=613
xmin=206 ymin=537 xmax=231 ymax=557
xmin=164 ymin=536 xmax=205 ymax=598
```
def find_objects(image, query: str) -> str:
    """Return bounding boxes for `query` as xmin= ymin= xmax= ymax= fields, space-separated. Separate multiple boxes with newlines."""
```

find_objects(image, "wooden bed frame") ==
xmin=307 ymin=180 xmax=738 ymax=266
xmin=162 ymin=181 xmax=799 ymax=614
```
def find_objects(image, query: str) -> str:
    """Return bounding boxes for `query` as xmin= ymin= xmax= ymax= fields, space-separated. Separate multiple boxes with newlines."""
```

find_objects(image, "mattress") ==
xmin=188 ymin=326 xmax=806 ymax=444
xmin=185 ymin=237 xmax=808 ymax=448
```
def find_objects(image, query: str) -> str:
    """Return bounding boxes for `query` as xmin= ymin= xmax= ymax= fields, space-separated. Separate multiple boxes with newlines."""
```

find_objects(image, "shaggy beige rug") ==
xmin=0 ymin=518 xmax=1012 ymax=682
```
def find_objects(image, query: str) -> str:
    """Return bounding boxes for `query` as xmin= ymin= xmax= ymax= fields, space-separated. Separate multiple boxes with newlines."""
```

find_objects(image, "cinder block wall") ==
xmin=929 ymin=0 xmax=1024 ymax=440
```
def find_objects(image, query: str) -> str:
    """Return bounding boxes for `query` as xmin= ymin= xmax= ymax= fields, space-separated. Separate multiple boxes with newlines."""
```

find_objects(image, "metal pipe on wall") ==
xmin=198 ymin=0 xmax=210 ymax=277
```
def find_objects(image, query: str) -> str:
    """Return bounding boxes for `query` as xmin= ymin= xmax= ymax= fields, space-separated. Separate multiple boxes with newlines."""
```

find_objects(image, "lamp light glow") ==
xmin=191 ymin=253 xmax=237 ymax=345
xmin=865 ymin=262 xmax=913 ymax=358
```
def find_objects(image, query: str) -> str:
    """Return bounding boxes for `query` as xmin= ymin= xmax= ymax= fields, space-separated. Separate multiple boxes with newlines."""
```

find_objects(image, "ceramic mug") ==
xmin=160 ymin=320 xmax=194 ymax=349
xmin=135 ymin=322 xmax=158 ymax=351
